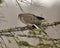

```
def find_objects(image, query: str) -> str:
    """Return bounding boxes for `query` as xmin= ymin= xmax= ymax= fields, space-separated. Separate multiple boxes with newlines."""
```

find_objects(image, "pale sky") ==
xmin=0 ymin=0 xmax=60 ymax=48
xmin=0 ymin=0 xmax=60 ymax=38
xmin=20 ymin=0 xmax=59 ymax=7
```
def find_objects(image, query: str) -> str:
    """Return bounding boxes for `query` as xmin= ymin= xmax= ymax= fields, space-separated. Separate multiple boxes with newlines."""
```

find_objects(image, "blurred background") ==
xmin=0 ymin=0 xmax=60 ymax=48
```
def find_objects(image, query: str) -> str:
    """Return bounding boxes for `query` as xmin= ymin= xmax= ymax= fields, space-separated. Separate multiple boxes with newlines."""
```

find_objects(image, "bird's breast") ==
xmin=22 ymin=16 xmax=39 ymax=24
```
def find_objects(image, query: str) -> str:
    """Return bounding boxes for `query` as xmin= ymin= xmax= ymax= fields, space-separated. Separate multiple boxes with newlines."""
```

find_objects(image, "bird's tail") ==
xmin=33 ymin=24 xmax=49 ymax=37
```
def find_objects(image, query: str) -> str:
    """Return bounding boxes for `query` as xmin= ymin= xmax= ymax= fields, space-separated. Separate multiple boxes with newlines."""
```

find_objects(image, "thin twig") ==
xmin=0 ymin=41 xmax=3 ymax=48
xmin=16 ymin=0 xmax=25 ymax=13
xmin=0 ymin=33 xmax=59 ymax=41
xmin=9 ymin=32 xmax=20 ymax=48
xmin=0 ymin=21 xmax=60 ymax=33
xmin=0 ymin=35 xmax=7 ymax=48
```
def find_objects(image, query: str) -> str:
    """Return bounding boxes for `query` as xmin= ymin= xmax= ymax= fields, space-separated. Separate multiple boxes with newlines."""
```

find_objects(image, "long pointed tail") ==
xmin=33 ymin=24 xmax=49 ymax=37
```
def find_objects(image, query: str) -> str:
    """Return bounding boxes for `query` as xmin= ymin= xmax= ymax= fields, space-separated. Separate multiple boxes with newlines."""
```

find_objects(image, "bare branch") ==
xmin=0 ymin=33 xmax=60 ymax=41
xmin=0 ymin=21 xmax=60 ymax=33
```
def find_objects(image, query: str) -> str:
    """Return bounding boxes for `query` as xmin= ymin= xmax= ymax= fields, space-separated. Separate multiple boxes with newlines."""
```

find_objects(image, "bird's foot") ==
xmin=26 ymin=24 xmax=36 ymax=29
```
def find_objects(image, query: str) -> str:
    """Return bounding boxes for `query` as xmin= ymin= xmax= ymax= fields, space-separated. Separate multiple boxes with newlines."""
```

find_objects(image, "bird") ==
xmin=18 ymin=13 xmax=48 ymax=36
xmin=18 ymin=13 xmax=45 ymax=29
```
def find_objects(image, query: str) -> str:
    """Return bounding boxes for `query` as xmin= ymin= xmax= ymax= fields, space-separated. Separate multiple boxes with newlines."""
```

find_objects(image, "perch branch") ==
xmin=0 ymin=33 xmax=60 ymax=41
xmin=0 ymin=21 xmax=60 ymax=33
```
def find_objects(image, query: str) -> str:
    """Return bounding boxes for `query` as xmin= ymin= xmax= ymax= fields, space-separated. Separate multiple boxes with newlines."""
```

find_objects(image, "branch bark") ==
xmin=0 ymin=21 xmax=60 ymax=33
xmin=0 ymin=33 xmax=59 ymax=41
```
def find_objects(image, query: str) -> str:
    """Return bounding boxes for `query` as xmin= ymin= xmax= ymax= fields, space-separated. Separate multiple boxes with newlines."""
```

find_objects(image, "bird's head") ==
xmin=18 ymin=13 xmax=34 ymax=19
xmin=18 ymin=13 xmax=23 ymax=19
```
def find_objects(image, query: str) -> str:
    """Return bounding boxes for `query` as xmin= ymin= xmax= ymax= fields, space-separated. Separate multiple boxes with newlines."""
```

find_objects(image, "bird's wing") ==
xmin=34 ymin=15 xmax=45 ymax=20
xmin=34 ymin=15 xmax=47 ymax=22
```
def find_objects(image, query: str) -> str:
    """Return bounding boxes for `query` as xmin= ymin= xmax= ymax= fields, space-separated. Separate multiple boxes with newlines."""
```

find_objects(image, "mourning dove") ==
xmin=18 ymin=13 xmax=48 ymax=36
xmin=18 ymin=13 xmax=45 ymax=29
